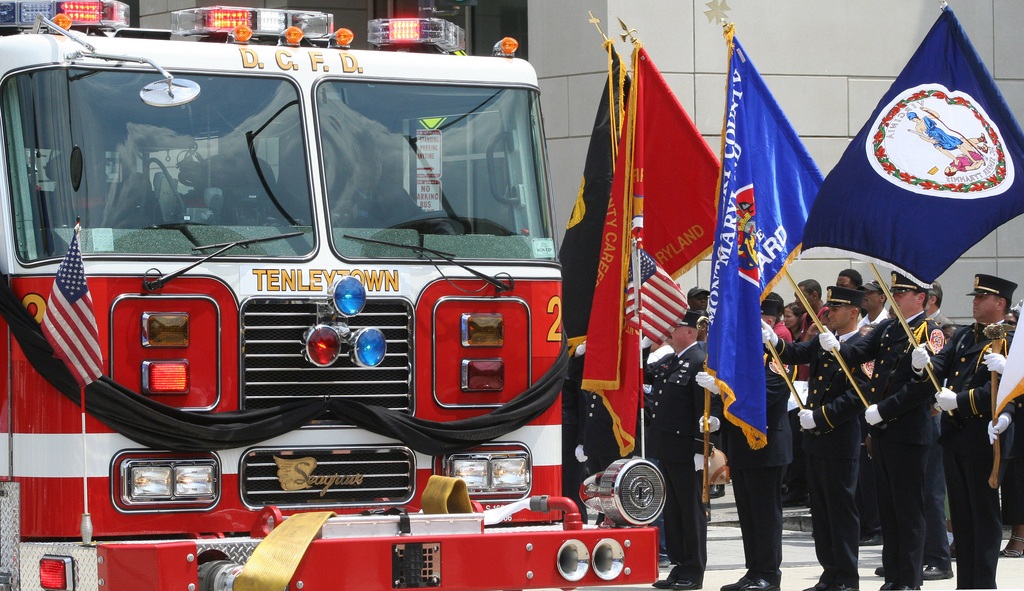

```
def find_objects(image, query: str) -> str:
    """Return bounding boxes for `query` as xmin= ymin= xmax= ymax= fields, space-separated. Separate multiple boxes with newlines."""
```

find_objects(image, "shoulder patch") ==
xmin=927 ymin=328 xmax=946 ymax=354
xmin=768 ymin=358 xmax=789 ymax=376
xmin=861 ymin=360 xmax=875 ymax=377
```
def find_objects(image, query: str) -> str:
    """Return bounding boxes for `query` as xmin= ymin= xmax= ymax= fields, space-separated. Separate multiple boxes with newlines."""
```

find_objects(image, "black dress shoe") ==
xmin=653 ymin=567 xmax=682 ymax=588
xmin=801 ymin=583 xmax=829 ymax=591
xmin=878 ymin=584 xmax=894 ymax=590
xmin=738 ymin=578 xmax=779 ymax=591
xmin=671 ymin=579 xmax=702 ymax=590
xmin=921 ymin=565 xmax=953 ymax=580
xmin=721 ymin=578 xmax=751 ymax=591
xmin=874 ymin=566 xmax=884 ymax=577
xmin=827 ymin=585 xmax=859 ymax=591
xmin=859 ymin=533 xmax=883 ymax=546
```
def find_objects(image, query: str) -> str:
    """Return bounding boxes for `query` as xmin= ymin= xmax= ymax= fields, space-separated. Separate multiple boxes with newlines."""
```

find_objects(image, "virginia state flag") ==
xmin=802 ymin=6 xmax=1024 ymax=284
xmin=706 ymin=29 xmax=822 ymax=449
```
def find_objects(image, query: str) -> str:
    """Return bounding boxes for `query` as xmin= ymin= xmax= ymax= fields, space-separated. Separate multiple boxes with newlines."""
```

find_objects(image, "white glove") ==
xmin=641 ymin=336 xmax=656 ymax=349
xmin=696 ymin=371 xmax=720 ymax=394
xmin=699 ymin=416 xmax=721 ymax=433
xmin=935 ymin=387 xmax=958 ymax=412
xmin=798 ymin=409 xmax=816 ymax=430
xmin=693 ymin=453 xmax=705 ymax=472
xmin=911 ymin=343 xmax=931 ymax=371
xmin=984 ymin=352 xmax=1006 ymax=375
xmin=865 ymin=404 xmax=882 ymax=425
xmin=574 ymin=341 xmax=586 ymax=357
xmin=818 ymin=330 xmax=839 ymax=351
xmin=574 ymin=444 xmax=587 ymax=463
xmin=761 ymin=320 xmax=779 ymax=346
xmin=989 ymin=412 xmax=1012 ymax=444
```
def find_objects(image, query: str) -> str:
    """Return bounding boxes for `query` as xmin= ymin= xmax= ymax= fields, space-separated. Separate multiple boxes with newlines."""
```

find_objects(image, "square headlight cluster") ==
xmin=121 ymin=458 xmax=218 ymax=506
xmin=447 ymin=451 xmax=530 ymax=494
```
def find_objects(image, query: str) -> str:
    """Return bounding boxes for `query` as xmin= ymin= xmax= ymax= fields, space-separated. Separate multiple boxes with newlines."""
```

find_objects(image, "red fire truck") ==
xmin=0 ymin=2 xmax=664 ymax=590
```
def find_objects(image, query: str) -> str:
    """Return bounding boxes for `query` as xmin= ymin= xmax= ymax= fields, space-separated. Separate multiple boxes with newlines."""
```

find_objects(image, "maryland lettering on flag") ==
xmin=41 ymin=225 xmax=103 ymax=388
xmin=705 ymin=29 xmax=822 ymax=449
xmin=802 ymin=6 xmax=1024 ymax=284
xmin=559 ymin=42 xmax=628 ymax=353
xmin=582 ymin=42 xmax=719 ymax=456
xmin=626 ymin=248 xmax=690 ymax=344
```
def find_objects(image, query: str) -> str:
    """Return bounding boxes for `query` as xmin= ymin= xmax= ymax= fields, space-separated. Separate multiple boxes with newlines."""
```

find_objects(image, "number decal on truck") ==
xmin=546 ymin=296 xmax=562 ymax=342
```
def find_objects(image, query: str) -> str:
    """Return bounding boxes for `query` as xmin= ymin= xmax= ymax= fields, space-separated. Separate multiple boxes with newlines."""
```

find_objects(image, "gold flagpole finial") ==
xmin=617 ymin=18 xmax=639 ymax=45
xmin=588 ymin=11 xmax=609 ymax=42
xmin=704 ymin=0 xmax=731 ymax=26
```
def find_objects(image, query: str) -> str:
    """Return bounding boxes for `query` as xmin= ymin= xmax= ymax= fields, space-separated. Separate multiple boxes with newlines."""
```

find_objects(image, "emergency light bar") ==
xmin=0 ymin=0 xmax=128 ymax=28
xmin=368 ymin=17 xmax=465 ymax=53
xmin=171 ymin=6 xmax=333 ymax=38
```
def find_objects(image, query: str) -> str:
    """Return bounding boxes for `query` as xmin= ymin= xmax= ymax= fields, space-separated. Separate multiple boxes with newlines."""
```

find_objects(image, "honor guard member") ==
xmin=698 ymin=295 xmax=793 ymax=591
xmin=769 ymin=286 xmax=866 ymax=591
xmin=913 ymin=273 xmax=1017 ymax=589
xmin=816 ymin=272 xmax=945 ymax=591
xmin=648 ymin=310 xmax=709 ymax=591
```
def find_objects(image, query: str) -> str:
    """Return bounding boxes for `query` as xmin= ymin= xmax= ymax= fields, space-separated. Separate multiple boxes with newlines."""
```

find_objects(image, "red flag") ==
xmin=581 ymin=46 xmax=718 ymax=455
xmin=41 ymin=227 xmax=103 ymax=388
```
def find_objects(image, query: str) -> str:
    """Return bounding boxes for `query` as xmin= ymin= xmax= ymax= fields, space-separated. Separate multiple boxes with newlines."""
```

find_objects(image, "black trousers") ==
xmin=945 ymin=447 xmax=1001 ymax=589
xmin=732 ymin=465 xmax=785 ymax=586
xmin=874 ymin=437 xmax=929 ymax=589
xmin=662 ymin=459 xmax=706 ymax=584
xmin=806 ymin=454 xmax=859 ymax=589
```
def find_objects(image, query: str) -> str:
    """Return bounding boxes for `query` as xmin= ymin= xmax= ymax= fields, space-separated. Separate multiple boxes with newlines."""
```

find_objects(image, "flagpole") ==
xmin=867 ymin=264 xmax=945 ymax=395
xmin=76 ymin=220 xmax=92 ymax=545
xmin=785 ymin=270 xmax=870 ymax=408
xmin=985 ymin=324 xmax=1006 ymax=489
xmin=764 ymin=336 xmax=805 ymax=411
xmin=630 ymin=238 xmax=645 ymax=459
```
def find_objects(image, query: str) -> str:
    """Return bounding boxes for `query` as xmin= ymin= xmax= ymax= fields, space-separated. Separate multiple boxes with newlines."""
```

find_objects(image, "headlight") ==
xmin=447 ymin=450 xmax=531 ymax=495
xmin=175 ymin=465 xmax=215 ymax=496
xmin=131 ymin=466 xmax=172 ymax=498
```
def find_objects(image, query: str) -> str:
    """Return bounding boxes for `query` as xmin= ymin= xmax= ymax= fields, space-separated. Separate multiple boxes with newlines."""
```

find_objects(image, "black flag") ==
xmin=558 ymin=43 xmax=629 ymax=353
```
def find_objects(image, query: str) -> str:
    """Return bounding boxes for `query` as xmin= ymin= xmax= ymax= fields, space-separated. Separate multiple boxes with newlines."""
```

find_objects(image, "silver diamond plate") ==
xmin=20 ymin=542 xmax=98 ymax=591
xmin=0 ymin=483 xmax=20 ymax=591
xmin=194 ymin=538 xmax=259 ymax=565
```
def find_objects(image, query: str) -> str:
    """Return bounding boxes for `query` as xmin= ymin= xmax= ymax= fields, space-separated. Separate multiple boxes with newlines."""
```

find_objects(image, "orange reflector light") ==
xmin=500 ymin=37 xmax=518 ymax=55
xmin=142 ymin=313 xmax=189 ymax=348
xmin=143 ymin=360 xmax=190 ymax=395
xmin=335 ymin=27 xmax=355 ymax=47
xmin=207 ymin=8 xmax=250 ymax=29
xmin=232 ymin=24 xmax=253 ymax=43
xmin=58 ymin=2 xmax=102 ymax=22
xmin=389 ymin=19 xmax=421 ymax=41
xmin=39 ymin=555 xmax=73 ymax=591
xmin=282 ymin=25 xmax=304 ymax=45
xmin=52 ymin=13 xmax=72 ymax=29
xmin=461 ymin=313 xmax=504 ymax=346
xmin=461 ymin=359 xmax=504 ymax=391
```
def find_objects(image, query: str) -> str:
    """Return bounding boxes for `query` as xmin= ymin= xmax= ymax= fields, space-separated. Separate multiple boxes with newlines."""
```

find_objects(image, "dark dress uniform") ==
xmin=648 ymin=339 xmax=708 ymax=588
xmin=716 ymin=348 xmax=792 ymax=591
xmin=827 ymin=277 xmax=945 ymax=590
xmin=775 ymin=299 xmax=865 ymax=591
xmin=926 ymin=273 xmax=1018 ymax=589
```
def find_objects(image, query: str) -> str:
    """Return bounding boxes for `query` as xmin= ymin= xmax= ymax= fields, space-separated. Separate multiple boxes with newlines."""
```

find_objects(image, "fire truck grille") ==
xmin=240 ymin=298 xmax=412 ymax=413
xmin=240 ymin=447 xmax=416 ymax=508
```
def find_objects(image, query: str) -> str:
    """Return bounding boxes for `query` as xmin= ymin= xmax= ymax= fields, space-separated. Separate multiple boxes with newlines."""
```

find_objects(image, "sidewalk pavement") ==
xmin=565 ymin=481 xmax=1024 ymax=590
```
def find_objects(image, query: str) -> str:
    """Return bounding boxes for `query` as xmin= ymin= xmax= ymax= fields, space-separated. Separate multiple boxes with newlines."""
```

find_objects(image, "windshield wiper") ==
xmin=343 ymin=234 xmax=514 ymax=293
xmin=143 ymin=231 xmax=305 ymax=291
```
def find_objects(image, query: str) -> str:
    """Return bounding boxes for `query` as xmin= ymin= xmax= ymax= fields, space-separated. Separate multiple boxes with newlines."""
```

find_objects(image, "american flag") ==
xmin=41 ymin=227 xmax=103 ymax=388
xmin=625 ymin=247 xmax=689 ymax=344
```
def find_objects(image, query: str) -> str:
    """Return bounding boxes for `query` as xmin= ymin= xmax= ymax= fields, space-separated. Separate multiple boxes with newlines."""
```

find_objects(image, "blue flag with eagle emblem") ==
xmin=706 ymin=30 xmax=822 ymax=449
xmin=802 ymin=6 xmax=1024 ymax=285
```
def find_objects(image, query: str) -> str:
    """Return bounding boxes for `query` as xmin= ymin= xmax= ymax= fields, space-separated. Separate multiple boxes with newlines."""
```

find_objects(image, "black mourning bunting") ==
xmin=0 ymin=275 xmax=566 ymax=455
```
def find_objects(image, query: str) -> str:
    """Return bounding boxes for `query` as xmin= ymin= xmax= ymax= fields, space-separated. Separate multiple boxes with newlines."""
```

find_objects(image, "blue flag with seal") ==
xmin=706 ymin=29 xmax=822 ymax=449
xmin=802 ymin=6 xmax=1024 ymax=284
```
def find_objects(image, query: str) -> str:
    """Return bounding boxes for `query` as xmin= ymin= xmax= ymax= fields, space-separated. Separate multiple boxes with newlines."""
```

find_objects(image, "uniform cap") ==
xmin=889 ymin=271 xmax=927 ymax=293
xmin=825 ymin=285 xmax=864 ymax=308
xmin=676 ymin=309 xmax=708 ymax=329
xmin=966 ymin=273 xmax=1018 ymax=302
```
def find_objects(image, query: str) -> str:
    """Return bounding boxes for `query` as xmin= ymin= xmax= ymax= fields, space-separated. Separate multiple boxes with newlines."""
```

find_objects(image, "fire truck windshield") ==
xmin=3 ymin=68 xmax=314 ymax=262
xmin=317 ymin=81 xmax=555 ymax=261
